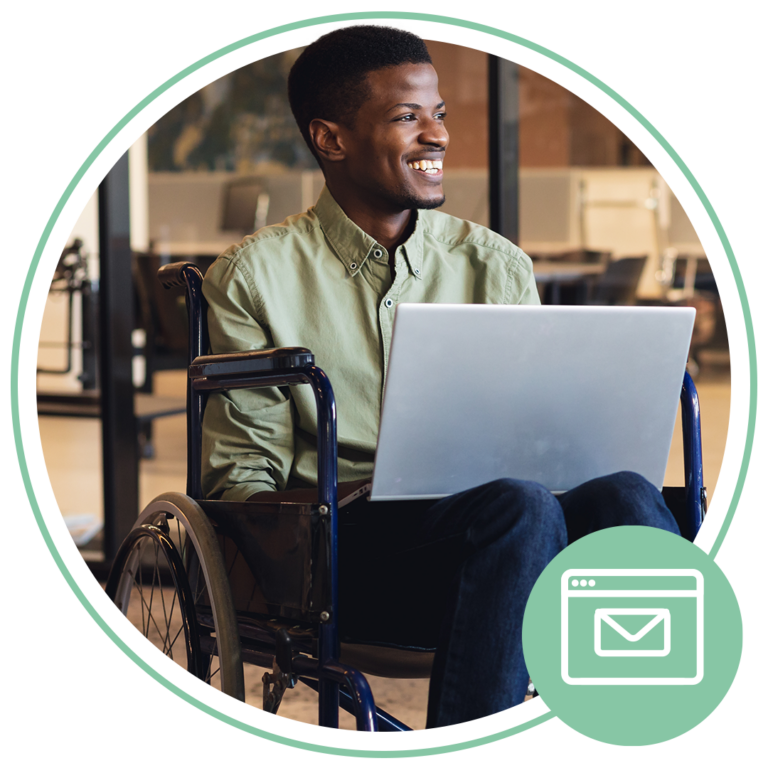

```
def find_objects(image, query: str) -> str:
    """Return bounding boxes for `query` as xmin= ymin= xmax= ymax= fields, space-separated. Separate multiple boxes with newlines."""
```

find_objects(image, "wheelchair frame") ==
xmin=106 ymin=261 xmax=705 ymax=732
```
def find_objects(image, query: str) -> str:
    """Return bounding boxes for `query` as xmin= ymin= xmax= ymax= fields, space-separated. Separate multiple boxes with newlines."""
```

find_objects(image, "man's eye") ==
xmin=394 ymin=112 xmax=445 ymax=122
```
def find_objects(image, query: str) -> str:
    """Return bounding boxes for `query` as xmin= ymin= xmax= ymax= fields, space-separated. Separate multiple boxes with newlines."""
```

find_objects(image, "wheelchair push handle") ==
xmin=158 ymin=261 xmax=204 ymax=291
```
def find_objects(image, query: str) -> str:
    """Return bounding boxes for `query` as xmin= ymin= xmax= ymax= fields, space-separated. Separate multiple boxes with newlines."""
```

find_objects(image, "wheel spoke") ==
xmin=127 ymin=540 xmax=172 ymax=645
xmin=111 ymin=507 xmax=241 ymax=699
xmin=145 ymin=540 xmax=160 ymax=637
xmin=143 ymin=541 xmax=157 ymax=638
xmin=168 ymin=622 xmax=186 ymax=655
xmin=153 ymin=549 xmax=174 ymax=656
xmin=192 ymin=560 xmax=206 ymax=605
xmin=138 ymin=541 xmax=147 ymax=635
xmin=167 ymin=587 xmax=179 ymax=650
xmin=204 ymin=650 xmax=222 ymax=685
xmin=131 ymin=573 xmax=171 ymax=643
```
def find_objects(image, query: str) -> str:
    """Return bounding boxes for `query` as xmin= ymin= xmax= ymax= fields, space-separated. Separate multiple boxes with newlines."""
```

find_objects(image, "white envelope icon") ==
xmin=594 ymin=608 xmax=671 ymax=657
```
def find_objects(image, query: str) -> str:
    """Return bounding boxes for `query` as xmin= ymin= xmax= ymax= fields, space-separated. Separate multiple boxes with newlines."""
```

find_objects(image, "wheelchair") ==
xmin=105 ymin=262 xmax=706 ymax=731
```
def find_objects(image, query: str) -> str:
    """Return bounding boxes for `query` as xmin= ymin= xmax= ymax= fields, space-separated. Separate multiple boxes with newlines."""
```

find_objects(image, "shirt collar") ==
xmin=313 ymin=185 xmax=424 ymax=279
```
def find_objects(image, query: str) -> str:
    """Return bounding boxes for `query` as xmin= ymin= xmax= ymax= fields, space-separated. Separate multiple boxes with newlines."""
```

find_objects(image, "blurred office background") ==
xmin=36 ymin=41 xmax=730 ymax=726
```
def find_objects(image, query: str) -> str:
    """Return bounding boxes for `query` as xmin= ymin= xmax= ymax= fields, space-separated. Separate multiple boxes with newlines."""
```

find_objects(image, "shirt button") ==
xmin=414 ymin=268 xmax=421 ymax=276
xmin=385 ymin=299 xmax=394 ymax=308
xmin=373 ymin=249 xmax=383 ymax=259
xmin=350 ymin=262 xmax=358 ymax=270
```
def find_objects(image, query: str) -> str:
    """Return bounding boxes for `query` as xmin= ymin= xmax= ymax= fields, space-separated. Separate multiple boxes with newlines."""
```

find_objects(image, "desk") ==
xmin=37 ymin=392 xmax=186 ymax=422
xmin=532 ymin=262 xmax=605 ymax=304
xmin=38 ymin=390 xmax=186 ymax=459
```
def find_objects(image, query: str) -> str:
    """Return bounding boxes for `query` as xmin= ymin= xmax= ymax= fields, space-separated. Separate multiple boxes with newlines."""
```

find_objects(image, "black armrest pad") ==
xmin=190 ymin=348 xmax=314 ymax=380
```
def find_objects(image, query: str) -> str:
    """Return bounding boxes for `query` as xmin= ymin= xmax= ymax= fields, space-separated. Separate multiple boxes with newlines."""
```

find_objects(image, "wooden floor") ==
xmin=39 ymin=365 xmax=730 ymax=730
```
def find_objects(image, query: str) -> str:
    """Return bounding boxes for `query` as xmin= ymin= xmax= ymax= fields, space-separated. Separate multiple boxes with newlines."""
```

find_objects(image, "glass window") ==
xmin=517 ymin=65 xmax=712 ymax=305
xmin=145 ymin=44 xmax=493 ymax=253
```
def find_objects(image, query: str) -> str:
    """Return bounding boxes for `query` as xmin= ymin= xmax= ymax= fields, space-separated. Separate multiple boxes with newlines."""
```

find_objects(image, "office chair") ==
xmin=588 ymin=255 xmax=647 ymax=305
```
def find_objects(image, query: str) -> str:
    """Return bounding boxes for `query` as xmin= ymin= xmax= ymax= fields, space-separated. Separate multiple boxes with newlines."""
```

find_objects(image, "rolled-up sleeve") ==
xmin=201 ymin=255 xmax=295 ymax=500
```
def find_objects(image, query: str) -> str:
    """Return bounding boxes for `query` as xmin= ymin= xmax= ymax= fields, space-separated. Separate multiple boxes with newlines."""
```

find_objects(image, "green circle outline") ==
xmin=11 ymin=11 xmax=756 ymax=758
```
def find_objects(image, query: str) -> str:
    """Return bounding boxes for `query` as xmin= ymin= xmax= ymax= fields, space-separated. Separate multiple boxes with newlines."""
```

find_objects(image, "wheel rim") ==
xmin=174 ymin=522 xmax=223 ymax=687
xmin=112 ymin=525 xmax=209 ymax=680
xmin=107 ymin=494 xmax=245 ymax=700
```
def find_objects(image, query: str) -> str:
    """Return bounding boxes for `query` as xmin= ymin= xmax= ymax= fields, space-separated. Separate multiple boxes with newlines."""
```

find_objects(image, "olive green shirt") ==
xmin=201 ymin=186 xmax=540 ymax=501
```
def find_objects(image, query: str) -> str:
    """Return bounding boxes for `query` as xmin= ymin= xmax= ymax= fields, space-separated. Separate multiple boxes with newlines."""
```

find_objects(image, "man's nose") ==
xmin=420 ymin=118 xmax=449 ymax=148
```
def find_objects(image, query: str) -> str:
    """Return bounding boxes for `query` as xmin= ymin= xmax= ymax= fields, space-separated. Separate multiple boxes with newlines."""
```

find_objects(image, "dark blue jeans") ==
xmin=338 ymin=471 xmax=679 ymax=728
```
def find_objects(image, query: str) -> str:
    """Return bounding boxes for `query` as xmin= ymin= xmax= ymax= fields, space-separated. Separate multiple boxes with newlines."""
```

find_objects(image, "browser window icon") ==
xmin=561 ymin=569 xmax=703 ymax=685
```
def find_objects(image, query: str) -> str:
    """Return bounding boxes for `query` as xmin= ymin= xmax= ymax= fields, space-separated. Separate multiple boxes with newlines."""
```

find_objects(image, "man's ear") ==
xmin=309 ymin=119 xmax=346 ymax=163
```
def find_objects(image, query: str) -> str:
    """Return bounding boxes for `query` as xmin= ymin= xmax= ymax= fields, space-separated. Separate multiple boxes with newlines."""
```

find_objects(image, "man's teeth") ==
xmin=407 ymin=159 xmax=443 ymax=173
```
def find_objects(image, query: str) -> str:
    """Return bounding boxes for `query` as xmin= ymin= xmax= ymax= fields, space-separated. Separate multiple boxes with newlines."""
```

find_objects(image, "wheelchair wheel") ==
xmin=106 ymin=492 xmax=245 ymax=701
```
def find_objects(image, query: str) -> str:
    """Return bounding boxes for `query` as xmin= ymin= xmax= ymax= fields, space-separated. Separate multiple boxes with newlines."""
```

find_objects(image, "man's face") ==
xmin=337 ymin=63 xmax=449 ymax=212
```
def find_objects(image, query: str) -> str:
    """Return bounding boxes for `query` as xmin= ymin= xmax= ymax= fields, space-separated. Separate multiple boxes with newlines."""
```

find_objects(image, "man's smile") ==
xmin=406 ymin=158 xmax=444 ymax=177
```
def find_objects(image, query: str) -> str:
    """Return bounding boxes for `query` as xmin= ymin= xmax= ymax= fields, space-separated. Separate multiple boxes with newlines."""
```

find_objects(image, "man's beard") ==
xmin=400 ymin=192 xmax=446 ymax=210
xmin=379 ymin=179 xmax=446 ymax=211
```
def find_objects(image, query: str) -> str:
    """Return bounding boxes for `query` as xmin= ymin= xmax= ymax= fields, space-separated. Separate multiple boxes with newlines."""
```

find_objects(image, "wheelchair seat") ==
xmin=105 ymin=261 xmax=705 ymax=731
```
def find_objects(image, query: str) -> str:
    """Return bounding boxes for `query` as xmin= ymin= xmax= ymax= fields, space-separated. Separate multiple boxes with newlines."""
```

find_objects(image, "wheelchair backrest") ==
xmin=158 ymin=262 xmax=208 ymax=498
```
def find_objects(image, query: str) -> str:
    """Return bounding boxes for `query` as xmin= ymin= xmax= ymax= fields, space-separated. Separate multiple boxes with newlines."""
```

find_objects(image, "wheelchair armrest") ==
xmin=189 ymin=348 xmax=315 ymax=390
xmin=188 ymin=347 xmax=338 ymax=535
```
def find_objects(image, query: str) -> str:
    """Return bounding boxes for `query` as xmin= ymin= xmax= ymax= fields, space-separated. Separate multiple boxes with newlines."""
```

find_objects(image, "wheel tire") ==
xmin=106 ymin=492 xmax=245 ymax=701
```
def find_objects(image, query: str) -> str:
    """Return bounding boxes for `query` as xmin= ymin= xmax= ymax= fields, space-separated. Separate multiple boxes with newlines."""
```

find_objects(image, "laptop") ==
xmin=369 ymin=304 xmax=695 ymax=502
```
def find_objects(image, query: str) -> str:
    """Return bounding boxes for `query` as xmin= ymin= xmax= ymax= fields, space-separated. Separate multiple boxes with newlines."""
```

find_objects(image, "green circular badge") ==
xmin=522 ymin=526 xmax=742 ymax=745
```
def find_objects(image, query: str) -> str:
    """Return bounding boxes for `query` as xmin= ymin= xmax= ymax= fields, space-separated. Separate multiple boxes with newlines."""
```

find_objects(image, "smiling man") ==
xmin=201 ymin=25 xmax=678 ymax=727
xmin=302 ymin=53 xmax=448 ymax=255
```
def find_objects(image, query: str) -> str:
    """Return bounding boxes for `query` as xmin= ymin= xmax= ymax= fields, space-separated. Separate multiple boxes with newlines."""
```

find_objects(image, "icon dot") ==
xmin=588 ymin=579 xmax=596 ymax=587
xmin=579 ymin=579 xmax=587 ymax=586
xmin=571 ymin=579 xmax=579 ymax=587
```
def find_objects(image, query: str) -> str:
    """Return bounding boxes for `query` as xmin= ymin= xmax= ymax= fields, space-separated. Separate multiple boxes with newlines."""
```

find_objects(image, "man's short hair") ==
xmin=288 ymin=25 xmax=433 ymax=162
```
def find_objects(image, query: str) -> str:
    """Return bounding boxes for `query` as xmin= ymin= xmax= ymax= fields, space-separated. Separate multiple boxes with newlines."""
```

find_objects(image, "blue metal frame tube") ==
xmin=303 ymin=366 xmax=340 ymax=728
xmin=236 ymin=651 xmax=379 ymax=731
xmin=299 ymin=661 xmax=375 ymax=731
xmin=680 ymin=371 xmax=705 ymax=537
xmin=179 ymin=264 xmax=207 ymax=499
xmin=298 ymin=673 xmax=391 ymax=732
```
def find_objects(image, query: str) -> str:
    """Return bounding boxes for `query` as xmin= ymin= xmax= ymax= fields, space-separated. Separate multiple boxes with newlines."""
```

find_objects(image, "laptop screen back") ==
xmin=370 ymin=304 xmax=695 ymax=501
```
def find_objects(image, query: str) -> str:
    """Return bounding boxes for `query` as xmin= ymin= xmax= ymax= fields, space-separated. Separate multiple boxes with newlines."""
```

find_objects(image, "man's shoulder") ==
xmin=216 ymin=207 xmax=323 ymax=271
xmin=420 ymin=209 xmax=526 ymax=260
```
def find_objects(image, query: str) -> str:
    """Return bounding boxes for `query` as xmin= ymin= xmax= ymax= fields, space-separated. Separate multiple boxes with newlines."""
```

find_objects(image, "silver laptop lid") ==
xmin=370 ymin=304 xmax=695 ymax=501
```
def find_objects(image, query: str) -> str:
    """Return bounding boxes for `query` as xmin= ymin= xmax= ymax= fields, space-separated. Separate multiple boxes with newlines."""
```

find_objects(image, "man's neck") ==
xmin=326 ymin=181 xmax=415 ymax=253
xmin=347 ymin=207 xmax=416 ymax=254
